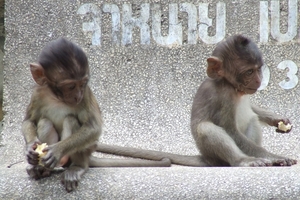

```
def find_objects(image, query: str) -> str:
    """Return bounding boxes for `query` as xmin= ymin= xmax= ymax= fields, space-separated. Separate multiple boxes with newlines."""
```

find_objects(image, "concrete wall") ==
xmin=1 ymin=0 xmax=300 ymax=164
xmin=1 ymin=0 xmax=300 ymax=199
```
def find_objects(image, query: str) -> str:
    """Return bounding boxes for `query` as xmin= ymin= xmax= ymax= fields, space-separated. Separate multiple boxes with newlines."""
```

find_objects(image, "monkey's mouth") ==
xmin=244 ymin=88 xmax=258 ymax=94
xmin=246 ymin=88 xmax=258 ymax=91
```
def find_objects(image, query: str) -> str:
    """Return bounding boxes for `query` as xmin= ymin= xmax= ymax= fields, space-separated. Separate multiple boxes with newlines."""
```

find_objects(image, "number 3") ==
xmin=277 ymin=60 xmax=298 ymax=90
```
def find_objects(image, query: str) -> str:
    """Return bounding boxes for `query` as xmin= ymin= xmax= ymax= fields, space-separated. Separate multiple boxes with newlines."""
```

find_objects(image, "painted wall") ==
xmin=2 ymin=0 xmax=300 ymax=163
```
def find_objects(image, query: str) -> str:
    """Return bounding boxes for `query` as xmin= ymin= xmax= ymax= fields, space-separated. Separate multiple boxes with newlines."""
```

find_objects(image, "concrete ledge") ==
xmin=2 ymin=1 xmax=300 ymax=199
xmin=1 ymin=165 xmax=300 ymax=199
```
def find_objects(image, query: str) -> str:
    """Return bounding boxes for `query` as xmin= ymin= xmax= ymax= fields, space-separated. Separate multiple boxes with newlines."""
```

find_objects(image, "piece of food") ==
xmin=35 ymin=143 xmax=48 ymax=166
xmin=277 ymin=121 xmax=292 ymax=132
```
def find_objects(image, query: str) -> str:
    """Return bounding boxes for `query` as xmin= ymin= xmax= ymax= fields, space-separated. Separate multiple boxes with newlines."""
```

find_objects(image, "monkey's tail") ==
xmin=95 ymin=143 xmax=208 ymax=167
xmin=89 ymin=156 xmax=171 ymax=167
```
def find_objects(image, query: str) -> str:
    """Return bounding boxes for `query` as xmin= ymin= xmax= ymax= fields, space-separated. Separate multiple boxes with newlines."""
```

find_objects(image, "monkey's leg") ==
xmin=57 ymin=115 xmax=81 ymax=167
xmin=61 ymin=149 xmax=92 ymax=192
xmin=59 ymin=115 xmax=92 ymax=192
xmin=197 ymin=121 xmax=272 ymax=167
xmin=26 ymin=118 xmax=58 ymax=179
xmin=37 ymin=118 xmax=59 ymax=144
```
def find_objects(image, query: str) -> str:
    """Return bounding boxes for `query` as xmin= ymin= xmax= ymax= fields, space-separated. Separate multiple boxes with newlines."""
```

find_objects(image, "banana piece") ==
xmin=35 ymin=143 xmax=48 ymax=166
xmin=277 ymin=121 xmax=292 ymax=132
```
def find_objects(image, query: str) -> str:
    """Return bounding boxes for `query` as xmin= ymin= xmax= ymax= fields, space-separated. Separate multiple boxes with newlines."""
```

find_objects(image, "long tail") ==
xmin=89 ymin=156 xmax=171 ymax=167
xmin=95 ymin=143 xmax=208 ymax=167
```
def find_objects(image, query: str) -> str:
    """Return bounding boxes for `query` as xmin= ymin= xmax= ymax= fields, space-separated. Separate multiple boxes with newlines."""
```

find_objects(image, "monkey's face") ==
xmin=55 ymin=76 xmax=88 ymax=106
xmin=236 ymin=63 xmax=262 ymax=94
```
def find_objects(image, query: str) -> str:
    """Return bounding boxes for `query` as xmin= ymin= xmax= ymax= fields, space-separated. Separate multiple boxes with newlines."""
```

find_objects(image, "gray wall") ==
xmin=1 ymin=0 xmax=300 ymax=165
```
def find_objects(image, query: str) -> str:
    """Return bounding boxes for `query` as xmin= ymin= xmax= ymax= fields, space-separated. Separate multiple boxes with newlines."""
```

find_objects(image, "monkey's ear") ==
xmin=206 ymin=56 xmax=224 ymax=79
xmin=30 ymin=63 xmax=47 ymax=86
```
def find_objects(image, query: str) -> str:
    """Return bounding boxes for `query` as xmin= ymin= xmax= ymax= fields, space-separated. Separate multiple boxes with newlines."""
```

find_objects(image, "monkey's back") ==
xmin=190 ymin=78 xmax=239 ymax=139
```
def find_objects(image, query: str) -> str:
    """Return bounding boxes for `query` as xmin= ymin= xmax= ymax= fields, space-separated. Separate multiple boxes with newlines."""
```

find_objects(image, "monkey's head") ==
xmin=30 ymin=38 xmax=90 ymax=106
xmin=206 ymin=34 xmax=263 ymax=95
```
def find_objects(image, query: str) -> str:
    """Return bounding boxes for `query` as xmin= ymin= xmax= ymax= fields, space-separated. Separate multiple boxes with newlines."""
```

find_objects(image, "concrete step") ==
xmin=1 ymin=164 xmax=300 ymax=199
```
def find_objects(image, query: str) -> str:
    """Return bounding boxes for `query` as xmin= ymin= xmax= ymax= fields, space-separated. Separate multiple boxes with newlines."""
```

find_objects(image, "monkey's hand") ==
xmin=42 ymin=144 xmax=63 ymax=169
xmin=273 ymin=118 xmax=292 ymax=133
xmin=26 ymin=141 xmax=42 ymax=166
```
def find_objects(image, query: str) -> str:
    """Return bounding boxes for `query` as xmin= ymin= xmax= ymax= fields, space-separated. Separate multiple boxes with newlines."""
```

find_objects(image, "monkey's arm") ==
xmin=21 ymin=91 xmax=44 ymax=145
xmin=62 ymin=119 xmax=100 ymax=154
xmin=22 ymin=119 xmax=39 ymax=144
xmin=22 ymin=118 xmax=41 ymax=166
xmin=251 ymin=105 xmax=291 ymax=127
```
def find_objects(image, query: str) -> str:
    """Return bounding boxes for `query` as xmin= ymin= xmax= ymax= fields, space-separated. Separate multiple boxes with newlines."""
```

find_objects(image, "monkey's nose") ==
xmin=75 ymin=95 xmax=83 ymax=104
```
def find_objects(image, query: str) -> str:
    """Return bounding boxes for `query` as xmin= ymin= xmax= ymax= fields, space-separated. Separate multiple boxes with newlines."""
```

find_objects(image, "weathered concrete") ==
xmin=2 ymin=165 xmax=300 ymax=199
xmin=1 ymin=0 xmax=300 ymax=199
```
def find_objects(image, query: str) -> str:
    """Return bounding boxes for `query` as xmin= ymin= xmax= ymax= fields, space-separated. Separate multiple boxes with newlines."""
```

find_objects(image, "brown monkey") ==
xmin=190 ymin=34 xmax=296 ymax=166
xmin=95 ymin=35 xmax=297 ymax=167
xmin=22 ymin=38 xmax=170 ymax=192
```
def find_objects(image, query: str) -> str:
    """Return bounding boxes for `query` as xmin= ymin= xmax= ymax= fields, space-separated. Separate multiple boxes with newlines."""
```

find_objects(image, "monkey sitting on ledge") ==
xmin=95 ymin=34 xmax=297 ymax=167
xmin=22 ymin=38 xmax=170 ymax=192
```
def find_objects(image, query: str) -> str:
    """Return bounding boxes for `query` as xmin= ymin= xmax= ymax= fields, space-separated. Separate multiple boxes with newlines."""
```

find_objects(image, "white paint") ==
xmin=258 ymin=64 xmax=270 ymax=90
xmin=77 ymin=3 xmax=102 ymax=46
xmin=76 ymin=2 xmax=300 ymax=90
xmin=277 ymin=60 xmax=299 ymax=89
xmin=122 ymin=4 xmax=150 ymax=45
xmin=180 ymin=3 xmax=197 ymax=44
xmin=260 ymin=0 xmax=298 ymax=43
xmin=198 ymin=2 xmax=226 ymax=44
xmin=77 ymin=2 xmax=299 ymax=45
xmin=103 ymin=4 xmax=121 ymax=45
xmin=271 ymin=0 xmax=297 ymax=43
xmin=152 ymin=4 xmax=182 ymax=46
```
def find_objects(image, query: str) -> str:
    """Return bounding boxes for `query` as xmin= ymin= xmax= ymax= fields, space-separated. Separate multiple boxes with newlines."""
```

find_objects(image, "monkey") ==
xmin=94 ymin=35 xmax=297 ymax=167
xmin=22 ymin=38 xmax=171 ymax=192
xmin=189 ymin=34 xmax=297 ymax=166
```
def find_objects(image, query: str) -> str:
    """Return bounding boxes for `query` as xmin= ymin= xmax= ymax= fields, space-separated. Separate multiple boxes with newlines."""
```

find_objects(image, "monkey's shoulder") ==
xmin=196 ymin=78 xmax=233 ymax=99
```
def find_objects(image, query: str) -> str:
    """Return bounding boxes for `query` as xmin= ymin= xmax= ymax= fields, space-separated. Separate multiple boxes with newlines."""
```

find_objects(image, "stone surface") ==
xmin=1 ymin=0 xmax=300 ymax=198
xmin=1 ymin=165 xmax=300 ymax=199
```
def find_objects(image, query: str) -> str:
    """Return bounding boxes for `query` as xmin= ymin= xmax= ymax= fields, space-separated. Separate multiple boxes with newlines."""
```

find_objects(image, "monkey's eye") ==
xmin=68 ymin=84 xmax=76 ymax=91
xmin=245 ymin=69 xmax=254 ymax=76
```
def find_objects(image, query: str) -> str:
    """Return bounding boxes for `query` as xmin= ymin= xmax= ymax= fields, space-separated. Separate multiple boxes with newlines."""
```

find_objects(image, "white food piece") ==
xmin=277 ymin=121 xmax=292 ymax=132
xmin=35 ymin=143 xmax=48 ymax=166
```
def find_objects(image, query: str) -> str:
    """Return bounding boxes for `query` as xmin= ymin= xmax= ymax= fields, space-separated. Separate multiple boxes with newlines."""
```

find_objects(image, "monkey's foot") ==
xmin=26 ymin=164 xmax=52 ymax=179
xmin=269 ymin=157 xmax=297 ymax=166
xmin=61 ymin=166 xmax=86 ymax=192
xmin=236 ymin=157 xmax=272 ymax=167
